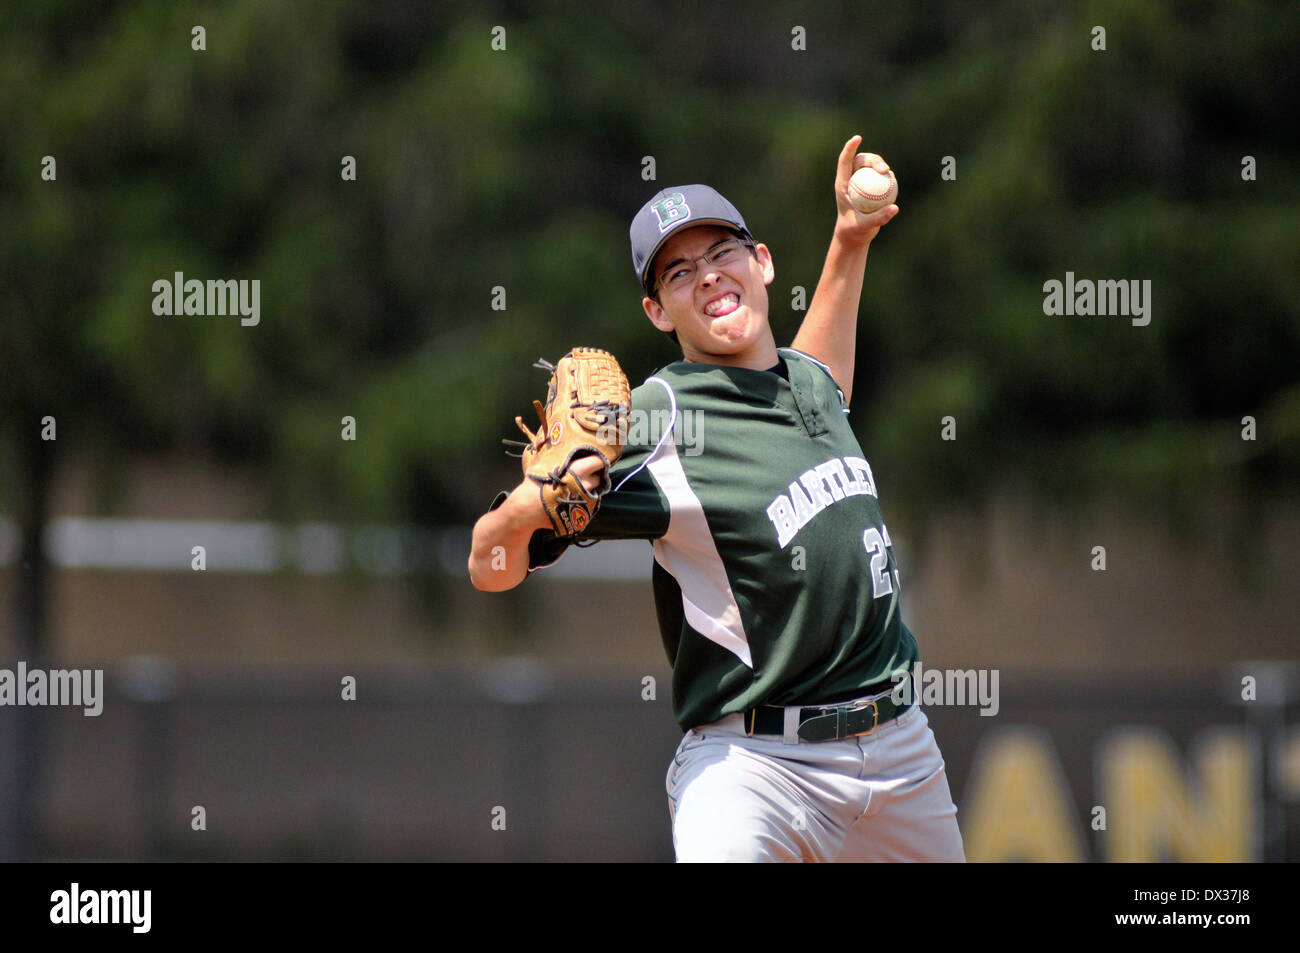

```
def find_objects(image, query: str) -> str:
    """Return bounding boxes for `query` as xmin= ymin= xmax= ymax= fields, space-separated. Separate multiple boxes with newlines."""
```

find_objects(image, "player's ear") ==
xmin=754 ymin=243 xmax=775 ymax=286
xmin=642 ymin=295 xmax=675 ymax=334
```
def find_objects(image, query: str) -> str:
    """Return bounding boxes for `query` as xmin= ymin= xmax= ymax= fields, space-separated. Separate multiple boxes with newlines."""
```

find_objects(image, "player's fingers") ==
xmin=852 ymin=153 xmax=890 ymax=174
xmin=862 ymin=204 xmax=899 ymax=228
xmin=571 ymin=454 xmax=607 ymax=491
xmin=837 ymin=135 xmax=863 ymax=183
xmin=847 ymin=205 xmax=899 ymax=235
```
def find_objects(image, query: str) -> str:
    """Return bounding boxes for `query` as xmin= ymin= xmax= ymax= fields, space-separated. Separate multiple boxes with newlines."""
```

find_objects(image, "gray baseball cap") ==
xmin=630 ymin=185 xmax=753 ymax=293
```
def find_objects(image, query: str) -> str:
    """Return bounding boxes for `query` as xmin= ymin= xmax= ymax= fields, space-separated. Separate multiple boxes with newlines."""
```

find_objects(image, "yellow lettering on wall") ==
xmin=1102 ymin=727 xmax=1255 ymax=862
xmin=962 ymin=728 xmax=1085 ymax=862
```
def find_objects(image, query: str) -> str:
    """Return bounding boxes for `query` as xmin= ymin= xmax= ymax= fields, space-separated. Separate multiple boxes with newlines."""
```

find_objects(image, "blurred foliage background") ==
xmin=1 ymin=0 xmax=1297 ymax=569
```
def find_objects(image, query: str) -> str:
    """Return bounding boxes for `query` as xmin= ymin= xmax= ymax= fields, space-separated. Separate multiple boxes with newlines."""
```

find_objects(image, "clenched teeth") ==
xmin=705 ymin=293 xmax=739 ymax=316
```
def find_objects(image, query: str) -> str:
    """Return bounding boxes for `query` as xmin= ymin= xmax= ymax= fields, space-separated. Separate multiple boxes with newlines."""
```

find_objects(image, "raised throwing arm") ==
xmin=791 ymin=135 xmax=899 ymax=405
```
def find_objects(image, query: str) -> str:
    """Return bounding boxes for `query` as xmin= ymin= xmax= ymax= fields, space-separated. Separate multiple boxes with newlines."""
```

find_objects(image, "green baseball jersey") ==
xmin=529 ymin=347 xmax=919 ymax=730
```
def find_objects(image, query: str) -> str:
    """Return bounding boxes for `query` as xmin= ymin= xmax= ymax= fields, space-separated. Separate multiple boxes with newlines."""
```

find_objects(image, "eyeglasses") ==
xmin=654 ymin=238 xmax=754 ymax=293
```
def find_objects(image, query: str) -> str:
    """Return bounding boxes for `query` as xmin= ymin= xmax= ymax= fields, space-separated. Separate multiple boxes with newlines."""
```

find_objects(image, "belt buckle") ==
xmin=843 ymin=699 xmax=880 ymax=738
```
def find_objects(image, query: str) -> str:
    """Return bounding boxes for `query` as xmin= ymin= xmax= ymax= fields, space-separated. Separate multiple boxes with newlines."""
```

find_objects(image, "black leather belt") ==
xmin=745 ymin=680 xmax=910 ymax=742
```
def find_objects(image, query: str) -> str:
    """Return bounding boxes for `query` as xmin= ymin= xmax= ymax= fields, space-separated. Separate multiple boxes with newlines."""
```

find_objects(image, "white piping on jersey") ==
xmin=781 ymin=346 xmax=833 ymax=375
xmin=636 ymin=379 xmax=753 ymax=669
xmin=613 ymin=376 xmax=677 ymax=492
xmin=780 ymin=347 xmax=850 ymax=412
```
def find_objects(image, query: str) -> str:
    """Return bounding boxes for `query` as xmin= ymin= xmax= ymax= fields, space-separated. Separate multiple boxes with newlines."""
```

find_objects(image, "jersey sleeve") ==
xmin=525 ymin=377 xmax=674 ymax=572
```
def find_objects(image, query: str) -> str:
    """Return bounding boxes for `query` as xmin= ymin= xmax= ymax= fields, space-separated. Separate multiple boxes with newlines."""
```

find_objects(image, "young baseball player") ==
xmin=470 ymin=137 xmax=965 ymax=863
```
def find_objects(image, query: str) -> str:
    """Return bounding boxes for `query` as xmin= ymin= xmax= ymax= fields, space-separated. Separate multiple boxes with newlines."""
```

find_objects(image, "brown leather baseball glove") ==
xmin=508 ymin=347 xmax=631 ymax=537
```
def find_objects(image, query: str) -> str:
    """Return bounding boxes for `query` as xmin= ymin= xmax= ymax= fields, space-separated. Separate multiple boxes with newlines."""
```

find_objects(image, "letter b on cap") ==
xmin=652 ymin=193 xmax=691 ymax=232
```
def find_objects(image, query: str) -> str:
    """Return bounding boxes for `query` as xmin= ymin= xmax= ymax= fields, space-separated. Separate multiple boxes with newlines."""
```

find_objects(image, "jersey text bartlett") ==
xmin=766 ymin=455 xmax=879 ymax=548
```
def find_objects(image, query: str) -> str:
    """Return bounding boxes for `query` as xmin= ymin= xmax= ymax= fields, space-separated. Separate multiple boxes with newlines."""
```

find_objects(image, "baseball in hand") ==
xmin=847 ymin=167 xmax=898 ymax=214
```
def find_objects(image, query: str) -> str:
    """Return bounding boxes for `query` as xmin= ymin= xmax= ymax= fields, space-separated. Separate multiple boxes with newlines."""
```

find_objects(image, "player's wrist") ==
xmin=504 ymin=480 xmax=552 ymax=533
xmin=831 ymin=220 xmax=876 ymax=252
